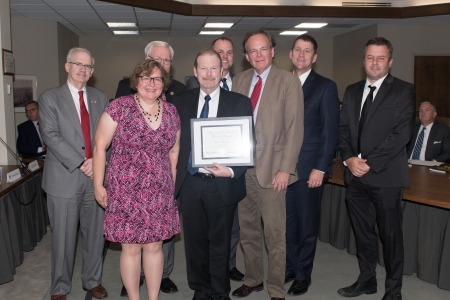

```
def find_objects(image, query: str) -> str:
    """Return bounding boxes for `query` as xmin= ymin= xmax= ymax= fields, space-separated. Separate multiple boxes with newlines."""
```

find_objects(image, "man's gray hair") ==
xmin=66 ymin=47 xmax=95 ymax=66
xmin=419 ymin=101 xmax=436 ymax=112
xmin=144 ymin=41 xmax=174 ymax=59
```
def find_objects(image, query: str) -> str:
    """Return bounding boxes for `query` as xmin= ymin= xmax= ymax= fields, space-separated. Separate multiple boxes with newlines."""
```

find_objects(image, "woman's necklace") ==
xmin=136 ymin=94 xmax=161 ymax=123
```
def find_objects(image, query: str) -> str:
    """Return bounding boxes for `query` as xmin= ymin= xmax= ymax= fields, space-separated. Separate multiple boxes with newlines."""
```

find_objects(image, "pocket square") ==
xmin=433 ymin=141 xmax=441 ymax=144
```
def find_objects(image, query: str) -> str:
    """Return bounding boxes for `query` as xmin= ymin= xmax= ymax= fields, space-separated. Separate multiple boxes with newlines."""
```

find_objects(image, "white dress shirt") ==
xmin=410 ymin=122 xmax=434 ymax=160
xmin=249 ymin=65 xmax=272 ymax=123
xmin=67 ymin=81 xmax=89 ymax=121
xmin=196 ymin=86 xmax=234 ymax=177
xmin=298 ymin=69 xmax=312 ymax=86
xmin=360 ymin=74 xmax=388 ymax=116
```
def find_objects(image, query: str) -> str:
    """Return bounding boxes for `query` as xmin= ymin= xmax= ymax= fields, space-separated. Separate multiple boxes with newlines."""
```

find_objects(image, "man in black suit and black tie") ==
xmin=284 ymin=34 xmax=340 ymax=296
xmin=186 ymin=37 xmax=235 ymax=93
xmin=407 ymin=101 xmax=450 ymax=163
xmin=172 ymin=49 xmax=252 ymax=300
xmin=338 ymin=37 xmax=415 ymax=300
xmin=17 ymin=101 xmax=47 ymax=157
xmin=114 ymin=41 xmax=184 ymax=296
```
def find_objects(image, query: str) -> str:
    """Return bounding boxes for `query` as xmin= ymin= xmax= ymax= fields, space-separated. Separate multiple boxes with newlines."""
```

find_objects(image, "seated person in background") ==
xmin=407 ymin=101 xmax=450 ymax=163
xmin=17 ymin=101 xmax=46 ymax=157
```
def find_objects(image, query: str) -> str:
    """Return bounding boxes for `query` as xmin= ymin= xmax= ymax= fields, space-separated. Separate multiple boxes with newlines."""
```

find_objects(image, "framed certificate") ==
xmin=190 ymin=116 xmax=254 ymax=167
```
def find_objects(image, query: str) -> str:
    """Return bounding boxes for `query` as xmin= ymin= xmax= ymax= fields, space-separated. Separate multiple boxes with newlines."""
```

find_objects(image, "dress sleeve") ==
xmin=106 ymin=96 xmax=130 ymax=123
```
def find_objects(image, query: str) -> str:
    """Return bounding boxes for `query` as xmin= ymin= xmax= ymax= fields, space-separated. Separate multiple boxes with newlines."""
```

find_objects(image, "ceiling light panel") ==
xmin=204 ymin=23 xmax=234 ymax=28
xmin=280 ymin=31 xmax=308 ymax=35
xmin=199 ymin=31 xmax=225 ymax=35
xmin=295 ymin=23 xmax=328 ymax=28
xmin=113 ymin=30 xmax=139 ymax=35
xmin=107 ymin=22 xmax=137 ymax=28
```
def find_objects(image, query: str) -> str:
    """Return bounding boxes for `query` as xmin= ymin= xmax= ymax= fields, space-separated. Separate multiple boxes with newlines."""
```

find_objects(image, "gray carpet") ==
xmin=0 ymin=226 xmax=449 ymax=300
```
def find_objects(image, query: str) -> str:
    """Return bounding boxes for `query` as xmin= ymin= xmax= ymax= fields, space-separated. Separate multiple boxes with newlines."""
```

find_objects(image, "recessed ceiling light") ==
xmin=113 ymin=30 xmax=139 ymax=35
xmin=279 ymin=31 xmax=308 ymax=35
xmin=199 ymin=31 xmax=225 ymax=35
xmin=107 ymin=22 xmax=137 ymax=28
xmin=295 ymin=23 xmax=328 ymax=28
xmin=204 ymin=23 xmax=234 ymax=28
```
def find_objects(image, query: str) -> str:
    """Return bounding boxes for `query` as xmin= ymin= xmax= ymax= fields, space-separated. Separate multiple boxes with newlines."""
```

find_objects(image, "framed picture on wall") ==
xmin=2 ymin=49 xmax=14 ymax=75
xmin=13 ymin=75 xmax=37 ymax=112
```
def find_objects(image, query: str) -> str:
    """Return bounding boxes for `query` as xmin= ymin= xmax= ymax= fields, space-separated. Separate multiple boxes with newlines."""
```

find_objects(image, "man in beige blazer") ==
xmin=231 ymin=30 xmax=304 ymax=300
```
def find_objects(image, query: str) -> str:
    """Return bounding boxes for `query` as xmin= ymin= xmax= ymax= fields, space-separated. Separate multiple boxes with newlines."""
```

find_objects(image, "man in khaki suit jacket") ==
xmin=231 ymin=30 xmax=304 ymax=300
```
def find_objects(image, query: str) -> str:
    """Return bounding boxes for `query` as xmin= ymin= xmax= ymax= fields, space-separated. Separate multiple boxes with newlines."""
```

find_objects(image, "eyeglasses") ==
xmin=138 ymin=76 xmax=164 ymax=85
xmin=68 ymin=62 xmax=93 ymax=70
xmin=147 ymin=56 xmax=172 ymax=65
xmin=25 ymin=108 xmax=38 ymax=113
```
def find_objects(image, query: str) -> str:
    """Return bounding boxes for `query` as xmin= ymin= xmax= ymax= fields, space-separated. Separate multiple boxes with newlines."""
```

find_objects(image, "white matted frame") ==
xmin=13 ymin=75 xmax=37 ymax=112
xmin=190 ymin=116 xmax=254 ymax=167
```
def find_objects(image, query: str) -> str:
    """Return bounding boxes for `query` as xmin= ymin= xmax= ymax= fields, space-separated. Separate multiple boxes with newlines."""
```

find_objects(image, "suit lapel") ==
xmin=217 ymin=89 xmax=229 ymax=117
xmin=353 ymin=81 xmax=365 ymax=133
xmin=425 ymin=123 xmax=438 ymax=157
xmin=61 ymin=84 xmax=84 ymax=140
xmin=302 ymin=70 xmax=315 ymax=99
xmin=190 ymin=89 xmax=200 ymax=119
xmin=257 ymin=65 xmax=277 ymax=124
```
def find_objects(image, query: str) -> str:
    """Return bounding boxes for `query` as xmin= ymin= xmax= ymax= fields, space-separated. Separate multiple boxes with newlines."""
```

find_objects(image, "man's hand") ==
xmin=204 ymin=162 xmax=232 ymax=177
xmin=307 ymin=169 xmax=325 ymax=188
xmin=345 ymin=157 xmax=370 ymax=177
xmin=272 ymin=171 xmax=290 ymax=193
xmin=79 ymin=158 xmax=93 ymax=179
xmin=94 ymin=186 xmax=107 ymax=209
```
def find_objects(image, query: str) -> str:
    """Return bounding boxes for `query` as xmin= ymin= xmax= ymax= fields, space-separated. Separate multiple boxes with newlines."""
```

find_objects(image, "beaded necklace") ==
xmin=136 ymin=94 xmax=161 ymax=123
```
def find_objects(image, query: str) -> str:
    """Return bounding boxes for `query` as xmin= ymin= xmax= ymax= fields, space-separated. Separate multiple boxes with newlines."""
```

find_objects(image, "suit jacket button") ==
xmin=82 ymin=147 xmax=85 ymax=150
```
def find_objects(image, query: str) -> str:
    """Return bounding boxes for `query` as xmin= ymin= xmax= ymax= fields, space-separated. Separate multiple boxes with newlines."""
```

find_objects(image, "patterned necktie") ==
xmin=187 ymin=95 xmax=211 ymax=175
xmin=412 ymin=127 xmax=426 ymax=160
xmin=358 ymin=85 xmax=377 ymax=153
xmin=250 ymin=75 xmax=262 ymax=112
xmin=78 ymin=91 xmax=92 ymax=159
xmin=221 ymin=78 xmax=229 ymax=91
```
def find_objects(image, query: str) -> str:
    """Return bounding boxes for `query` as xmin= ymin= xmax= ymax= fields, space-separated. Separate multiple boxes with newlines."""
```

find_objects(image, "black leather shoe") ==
xmin=215 ymin=297 xmax=232 ymax=300
xmin=232 ymin=283 xmax=264 ymax=297
xmin=120 ymin=275 xmax=145 ymax=296
xmin=160 ymin=277 xmax=178 ymax=293
xmin=288 ymin=279 xmax=311 ymax=296
xmin=229 ymin=267 xmax=244 ymax=282
xmin=337 ymin=278 xmax=377 ymax=297
xmin=193 ymin=297 xmax=209 ymax=300
xmin=381 ymin=292 xmax=402 ymax=300
xmin=285 ymin=273 xmax=295 ymax=284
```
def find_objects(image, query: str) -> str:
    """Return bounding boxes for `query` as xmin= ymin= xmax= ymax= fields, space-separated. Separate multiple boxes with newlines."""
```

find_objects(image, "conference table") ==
xmin=0 ymin=162 xmax=48 ymax=285
xmin=319 ymin=160 xmax=450 ymax=290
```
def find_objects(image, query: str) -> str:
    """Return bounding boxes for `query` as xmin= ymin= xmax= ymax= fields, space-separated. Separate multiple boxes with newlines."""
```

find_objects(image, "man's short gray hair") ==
xmin=66 ymin=48 xmax=95 ymax=66
xmin=419 ymin=101 xmax=436 ymax=112
xmin=144 ymin=41 xmax=174 ymax=59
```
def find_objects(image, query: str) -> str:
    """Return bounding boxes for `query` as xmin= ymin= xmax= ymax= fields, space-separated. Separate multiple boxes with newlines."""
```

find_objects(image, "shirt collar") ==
xmin=253 ymin=64 xmax=272 ymax=81
xmin=67 ymin=81 xmax=86 ymax=93
xmin=365 ymin=73 xmax=388 ymax=91
xmin=298 ymin=69 xmax=312 ymax=86
xmin=200 ymin=85 xmax=220 ymax=100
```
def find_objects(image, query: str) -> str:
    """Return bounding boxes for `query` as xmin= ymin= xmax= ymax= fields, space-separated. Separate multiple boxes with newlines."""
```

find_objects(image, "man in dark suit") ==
xmin=172 ymin=49 xmax=252 ymax=300
xmin=115 ymin=41 xmax=184 ymax=295
xmin=407 ymin=101 xmax=450 ymax=162
xmin=17 ymin=101 xmax=47 ymax=157
xmin=185 ymin=36 xmax=244 ymax=282
xmin=338 ymin=37 xmax=415 ymax=300
xmin=39 ymin=48 xmax=109 ymax=300
xmin=284 ymin=34 xmax=340 ymax=296
xmin=115 ymin=40 xmax=186 ymax=105
xmin=186 ymin=37 xmax=235 ymax=94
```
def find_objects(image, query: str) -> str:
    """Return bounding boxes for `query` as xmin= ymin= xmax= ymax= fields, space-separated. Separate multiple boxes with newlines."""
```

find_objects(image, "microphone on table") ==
xmin=0 ymin=136 xmax=31 ymax=174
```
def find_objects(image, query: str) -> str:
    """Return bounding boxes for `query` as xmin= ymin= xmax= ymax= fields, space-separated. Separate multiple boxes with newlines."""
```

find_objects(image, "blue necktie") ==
xmin=187 ymin=95 xmax=211 ymax=175
xmin=221 ymin=78 xmax=229 ymax=91
xmin=412 ymin=127 xmax=426 ymax=160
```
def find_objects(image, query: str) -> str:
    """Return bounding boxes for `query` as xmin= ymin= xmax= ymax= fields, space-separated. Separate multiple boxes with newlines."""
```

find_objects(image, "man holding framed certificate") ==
xmin=172 ymin=49 xmax=253 ymax=300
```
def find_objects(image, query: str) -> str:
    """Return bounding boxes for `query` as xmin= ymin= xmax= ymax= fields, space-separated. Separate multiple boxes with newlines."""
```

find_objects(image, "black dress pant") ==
xmin=346 ymin=176 xmax=404 ymax=294
xmin=285 ymin=180 xmax=324 ymax=281
xmin=180 ymin=174 xmax=237 ymax=299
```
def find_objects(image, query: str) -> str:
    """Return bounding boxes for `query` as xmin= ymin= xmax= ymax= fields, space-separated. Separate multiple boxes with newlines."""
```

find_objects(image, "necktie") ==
xmin=358 ymin=85 xmax=377 ymax=153
xmin=78 ymin=91 xmax=92 ymax=159
xmin=187 ymin=95 xmax=211 ymax=175
xmin=250 ymin=75 xmax=262 ymax=112
xmin=36 ymin=122 xmax=45 ymax=147
xmin=412 ymin=127 xmax=426 ymax=160
xmin=221 ymin=78 xmax=229 ymax=91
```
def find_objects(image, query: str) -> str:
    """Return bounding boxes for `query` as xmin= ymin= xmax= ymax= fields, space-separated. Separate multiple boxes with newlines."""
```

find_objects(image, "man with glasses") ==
xmin=115 ymin=40 xmax=186 ymax=104
xmin=39 ymin=47 xmax=109 ymax=300
xmin=115 ymin=41 xmax=184 ymax=296
xmin=17 ymin=101 xmax=47 ymax=157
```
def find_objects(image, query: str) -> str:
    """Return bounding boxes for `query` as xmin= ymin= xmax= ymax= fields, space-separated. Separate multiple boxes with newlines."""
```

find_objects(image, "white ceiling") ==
xmin=9 ymin=0 xmax=450 ymax=37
